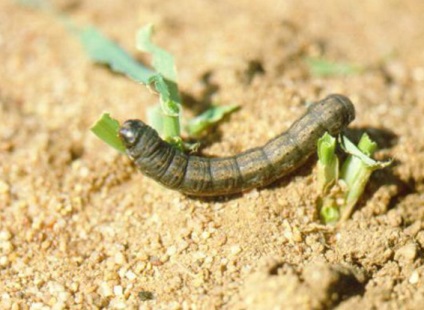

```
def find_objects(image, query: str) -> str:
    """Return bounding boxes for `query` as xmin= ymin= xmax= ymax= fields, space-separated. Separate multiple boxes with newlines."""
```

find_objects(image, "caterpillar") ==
xmin=119 ymin=94 xmax=355 ymax=196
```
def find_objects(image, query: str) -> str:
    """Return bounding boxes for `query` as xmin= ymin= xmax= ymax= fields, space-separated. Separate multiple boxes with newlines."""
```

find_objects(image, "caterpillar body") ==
xmin=119 ymin=94 xmax=355 ymax=196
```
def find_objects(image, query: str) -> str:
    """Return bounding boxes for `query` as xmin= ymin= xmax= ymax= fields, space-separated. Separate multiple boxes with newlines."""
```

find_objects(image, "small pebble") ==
xmin=1 ymin=241 xmax=14 ymax=254
xmin=125 ymin=270 xmax=136 ymax=281
xmin=99 ymin=282 xmax=113 ymax=297
xmin=114 ymin=252 xmax=127 ymax=265
xmin=0 ymin=180 xmax=10 ymax=194
xmin=292 ymin=227 xmax=303 ymax=242
xmin=113 ymin=285 xmax=123 ymax=296
xmin=394 ymin=243 xmax=417 ymax=263
xmin=178 ymin=240 xmax=189 ymax=252
xmin=0 ymin=230 xmax=12 ymax=241
xmin=134 ymin=261 xmax=146 ymax=273
xmin=30 ymin=302 xmax=48 ymax=310
xmin=230 ymin=245 xmax=242 ymax=255
xmin=0 ymin=255 xmax=9 ymax=267
xmin=216 ymin=233 xmax=227 ymax=246
xmin=166 ymin=245 xmax=177 ymax=256
xmin=409 ymin=271 xmax=420 ymax=284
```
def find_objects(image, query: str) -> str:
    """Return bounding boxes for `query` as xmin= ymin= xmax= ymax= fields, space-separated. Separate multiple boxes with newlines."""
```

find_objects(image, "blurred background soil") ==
xmin=1 ymin=0 xmax=424 ymax=309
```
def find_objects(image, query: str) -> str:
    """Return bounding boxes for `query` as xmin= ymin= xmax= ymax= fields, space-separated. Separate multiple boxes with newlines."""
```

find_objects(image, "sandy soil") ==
xmin=1 ymin=0 xmax=424 ymax=309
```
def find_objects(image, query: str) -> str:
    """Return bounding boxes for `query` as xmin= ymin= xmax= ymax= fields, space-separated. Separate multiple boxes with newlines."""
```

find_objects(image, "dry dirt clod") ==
xmin=302 ymin=261 xmax=366 ymax=308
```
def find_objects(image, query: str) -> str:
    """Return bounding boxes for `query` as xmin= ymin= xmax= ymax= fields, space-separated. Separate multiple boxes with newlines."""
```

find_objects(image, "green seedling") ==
xmin=305 ymin=57 xmax=363 ymax=77
xmin=320 ymin=202 xmax=340 ymax=225
xmin=317 ymin=132 xmax=391 ymax=224
xmin=316 ymin=133 xmax=340 ymax=224
xmin=137 ymin=24 xmax=183 ymax=144
xmin=86 ymin=25 xmax=238 ymax=151
xmin=16 ymin=0 xmax=238 ymax=152
xmin=339 ymin=134 xmax=391 ymax=221
xmin=80 ymin=24 xmax=185 ymax=147
xmin=317 ymin=132 xmax=339 ymax=194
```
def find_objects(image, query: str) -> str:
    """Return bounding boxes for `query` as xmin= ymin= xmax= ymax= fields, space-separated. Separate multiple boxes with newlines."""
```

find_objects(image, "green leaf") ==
xmin=136 ymin=24 xmax=182 ymax=144
xmin=317 ymin=132 xmax=337 ymax=165
xmin=147 ymin=104 xmax=164 ymax=136
xmin=146 ymin=102 xmax=180 ymax=146
xmin=79 ymin=27 xmax=155 ymax=84
xmin=148 ymin=74 xmax=171 ymax=103
xmin=137 ymin=24 xmax=180 ymax=104
xmin=317 ymin=132 xmax=339 ymax=194
xmin=137 ymin=25 xmax=177 ymax=81
xmin=339 ymin=134 xmax=392 ymax=221
xmin=147 ymin=75 xmax=181 ymax=142
xmin=148 ymin=74 xmax=180 ymax=116
xmin=90 ymin=113 xmax=125 ymax=153
xmin=186 ymin=105 xmax=240 ymax=137
xmin=305 ymin=57 xmax=363 ymax=77
xmin=357 ymin=133 xmax=377 ymax=156
xmin=320 ymin=199 xmax=340 ymax=225
xmin=339 ymin=135 xmax=391 ymax=169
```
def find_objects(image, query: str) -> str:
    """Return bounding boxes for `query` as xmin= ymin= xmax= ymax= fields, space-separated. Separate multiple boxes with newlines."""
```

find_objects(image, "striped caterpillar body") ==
xmin=119 ymin=94 xmax=355 ymax=196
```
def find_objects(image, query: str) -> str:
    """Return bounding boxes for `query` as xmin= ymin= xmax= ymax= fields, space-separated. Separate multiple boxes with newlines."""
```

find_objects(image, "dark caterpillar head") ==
xmin=120 ymin=119 xmax=165 ymax=166
xmin=119 ymin=119 xmax=149 ymax=148
xmin=328 ymin=94 xmax=356 ymax=125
